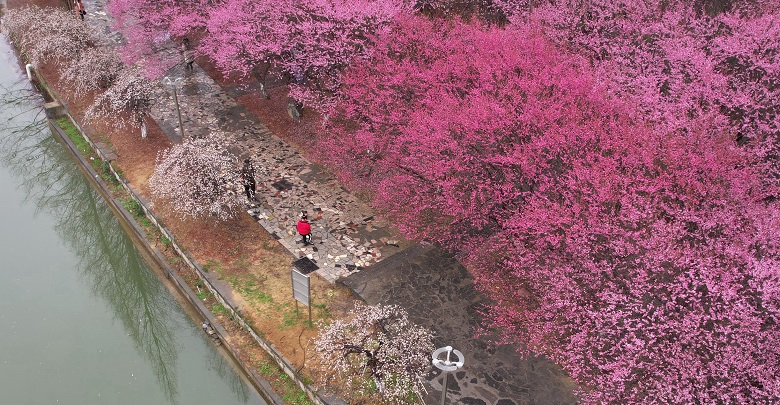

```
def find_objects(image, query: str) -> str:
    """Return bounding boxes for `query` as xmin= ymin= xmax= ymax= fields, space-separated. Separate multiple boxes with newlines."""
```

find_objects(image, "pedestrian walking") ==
xmin=182 ymin=38 xmax=194 ymax=70
xmin=74 ymin=0 xmax=86 ymax=20
xmin=297 ymin=212 xmax=312 ymax=245
xmin=240 ymin=158 xmax=256 ymax=202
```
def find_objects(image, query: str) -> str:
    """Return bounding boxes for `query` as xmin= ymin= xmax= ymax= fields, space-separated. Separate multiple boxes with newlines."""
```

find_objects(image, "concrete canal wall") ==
xmin=30 ymin=65 xmax=344 ymax=405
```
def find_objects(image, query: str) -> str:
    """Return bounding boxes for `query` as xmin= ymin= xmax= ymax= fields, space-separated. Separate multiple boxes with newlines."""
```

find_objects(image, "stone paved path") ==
xmin=81 ymin=0 xmax=405 ymax=282
xmin=78 ymin=3 xmax=577 ymax=403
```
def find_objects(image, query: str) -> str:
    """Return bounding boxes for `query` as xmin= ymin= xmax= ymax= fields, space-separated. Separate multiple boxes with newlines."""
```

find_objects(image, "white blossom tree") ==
xmin=84 ymin=66 xmax=156 ymax=130
xmin=1 ymin=6 xmax=96 ymax=66
xmin=148 ymin=132 xmax=242 ymax=220
xmin=3 ymin=6 xmax=153 ymax=137
xmin=60 ymin=46 xmax=124 ymax=96
xmin=314 ymin=302 xmax=434 ymax=403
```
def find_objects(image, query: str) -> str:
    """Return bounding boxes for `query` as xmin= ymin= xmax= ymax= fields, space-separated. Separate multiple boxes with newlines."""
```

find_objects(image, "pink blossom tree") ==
xmin=148 ymin=133 xmax=242 ymax=220
xmin=314 ymin=302 xmax=434 ymax=402
xmin=321 ymin=15 xmax=780 ymax=403
xmin=416 ymin=0 xmax=506 ymax=22
xmin=106 ymin=0 xmax=213 ymax=77
xmin=197 ymin=0 xmax=284 ymax=95
xmin=200 ymin=0 xmax=413 ymax=109
xmin=321 ymin=16 xmax=610 ymax=249
xmin=471 ymin=119 xmax=780 ymax=403
xmin=100 ymin=0 xmax=780 ymax=401
xmin=707 ymin=12 xmax=780 ymax=196
xmin=491 ymin=0 xmax=780 ymax=195
xmin=106 ymin=0 xmax=413 ymax=109
xmin=277 ymin=0 xmax=413 ymax=109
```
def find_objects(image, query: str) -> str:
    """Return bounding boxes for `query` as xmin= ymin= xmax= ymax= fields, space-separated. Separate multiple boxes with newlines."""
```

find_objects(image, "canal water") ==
xmin=0 ymin=37 xmax=267 ymax=404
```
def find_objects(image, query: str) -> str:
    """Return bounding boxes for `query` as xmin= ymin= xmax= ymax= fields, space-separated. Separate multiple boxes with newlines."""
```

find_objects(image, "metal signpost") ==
xmin=432 ymin=346 xmax=465 ymax=405
xmin=291 ymin=267 xmax=311 ymax=324
xmin=162 ymin=76 xmax=185 ymax=139
xmin=291 ymin=257 xmax=318 ymax=325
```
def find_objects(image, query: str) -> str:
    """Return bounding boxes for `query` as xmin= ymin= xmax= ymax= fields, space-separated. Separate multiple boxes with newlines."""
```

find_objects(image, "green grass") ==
xmin=138 ymin=216 xmax=153 ymax=229
xmin=256 ymin=362 xmax=312 ymax=405
xmin=100 ymin=161 xmax=121 ymax=187
xmin=56 ymin=117 xmax=90 ymax=154
xmin=233 ymin=253 xmax=251 ymax=270
xmin=193 ymin=280 xmax=209 ymax=299
xmin=203 ymin=259 xmax=222 ymax=273
xmin=279 ymin=373 xmax=312 ymax=405
xmin=121 ymin=197 xmax=147 ymax=219
xmin=254 ymin=291 xmax=274 ymax=303
xmin=54 ymin=119 xmax=122 ymax=190
xmin=257 ymin=361 xmax=275 ymax=376
xmin=283 ymin=391 xmax=312 ymax=405
xmin=313 ymin=302 xmax=331 ymax=321
xmin=117 ymin=195 xmax=164 ymax=240
xmin=212 ymin=302 xmax=231 ymax=317
xmin=232 ymin=276 xmax=274 ymax=305
xmin=280 ymin=304 xmax=306 ymax=329
xmin=119 ymin=198 xmax=155 ymax=232
xmin=113 ymin=165 xmax=124 ymax=179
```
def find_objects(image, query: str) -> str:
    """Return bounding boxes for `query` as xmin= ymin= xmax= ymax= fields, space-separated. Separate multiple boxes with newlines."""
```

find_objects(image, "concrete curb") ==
xmin=48 ymin=117 xmax=288 ymax=405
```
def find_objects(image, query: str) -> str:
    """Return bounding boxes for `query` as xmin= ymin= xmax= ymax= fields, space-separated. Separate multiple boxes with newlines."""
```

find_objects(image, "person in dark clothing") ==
xmin=240 ymin=158 xmax=256 ymax=201
xmin=75 ymin=0 xmax=86 ymax=20
xmin=182 ymin=37 xmax=194 ymax=70
xmin=297 ymin=212 xmax=312 ymax=245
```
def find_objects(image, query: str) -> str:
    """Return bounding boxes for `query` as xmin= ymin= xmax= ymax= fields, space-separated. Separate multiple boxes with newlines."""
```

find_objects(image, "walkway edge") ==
xmin=31 ymin=65 xmax=344 ymax=405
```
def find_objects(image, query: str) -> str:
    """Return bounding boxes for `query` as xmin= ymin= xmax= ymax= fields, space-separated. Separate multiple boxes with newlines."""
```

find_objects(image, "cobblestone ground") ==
xmin=81 ymin=0 xmax=404 ymax=282
xmin=343 ymin=244 xmax=578 ymax=405
xmin=79 ymin=2 xmax=577 ymax=403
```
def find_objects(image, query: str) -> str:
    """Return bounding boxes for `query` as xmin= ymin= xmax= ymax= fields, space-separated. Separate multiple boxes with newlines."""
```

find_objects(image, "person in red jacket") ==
xmin=297 ymin=212 xmax=312 ymax=245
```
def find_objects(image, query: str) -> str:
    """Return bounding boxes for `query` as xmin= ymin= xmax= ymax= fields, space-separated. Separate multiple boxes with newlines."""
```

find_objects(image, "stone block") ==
xmin=44 ymin=101 xmax=66 ymax=119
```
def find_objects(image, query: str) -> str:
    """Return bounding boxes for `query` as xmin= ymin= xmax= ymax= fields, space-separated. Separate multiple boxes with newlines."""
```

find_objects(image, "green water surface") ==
xmin=0 ymin=36 xmax=266 ymax=405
